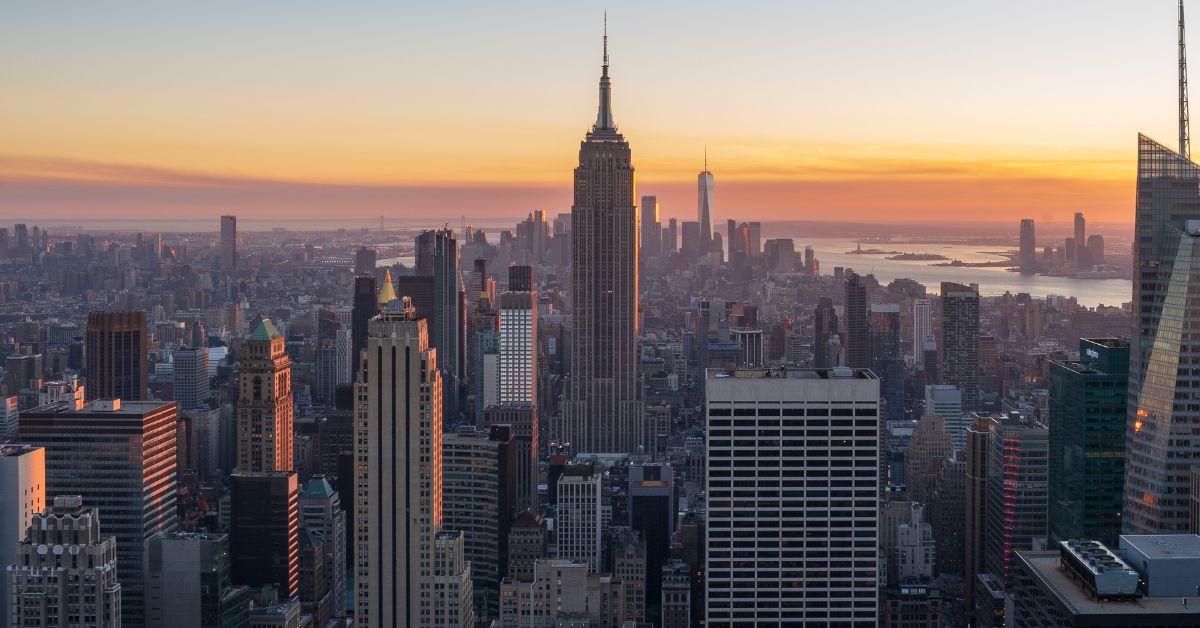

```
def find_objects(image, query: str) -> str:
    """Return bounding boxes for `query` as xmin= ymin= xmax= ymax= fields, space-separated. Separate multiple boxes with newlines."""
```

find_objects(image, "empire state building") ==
xmin=562 ymin=24 xmax=644 ymax=454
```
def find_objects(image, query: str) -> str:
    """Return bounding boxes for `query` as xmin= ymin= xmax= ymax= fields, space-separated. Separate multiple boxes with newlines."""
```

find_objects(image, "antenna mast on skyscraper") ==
xmin=1182 ymin=0 xmax=1191 ymax=158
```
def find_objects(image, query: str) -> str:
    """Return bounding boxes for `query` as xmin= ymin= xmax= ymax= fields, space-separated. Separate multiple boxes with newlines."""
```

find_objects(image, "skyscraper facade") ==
xmin=563 ymin=30 xmax=643 ymax=454
xmin=85 ymin=309 xmax=148 ymax=401
xmin=0 ymin=443 xmax=44 ymax=624
xmin=698 ymin=168 xmax=714 ymax=249
xmin=1125 ymin=134 xmax=1200 ymax=533
xmin=219 ymin=215 xmax=236 ymax=273
xmin=641 ymin=194 xmax=660 ymax=260
xmin=19 ymin=399 xmax=179 ymax=628
xmin=442 ymin=425 xmax=515 ymax=621
xmin=843 ymin=272 xmax=870 ymax=368
xmin=869 ymin=304 xmax=904 ymax=421
xmin=425 ymin=228 xmax=465 ymax=424
xmin=498 ymin=287 xmax=537 ymax=405
xmin=351 ymin=275 xmax=378 ymax=370
xmin=7 ymin=496 xmax=122 ymax=628
xmin=173 ymin=346 xmax=210 ymax=411
xmin=230 ymin=471 xmax=300 ymax=599
xmin=813 ymin=297 xmax=840 ymax=369
xmin=236 ymin=319 xmax=293 ymax=473
xmin=705 ymin=368 xmax=880 ymax=626
xmin=1019 ymin=218 xmax=1037 ymax=274
xmin=912 ymin=297 xmax=932 ymax=370
xmin=298 ymin=475 xmax=347 ymax=622
xmin=939 ymin=282 xmax=980 ymax=411
xmin=1073 ymin=211 xmax=1086 ymax=267
xmin=984 ymin=413 xmax=1048 ymax=585
xmin=555 ymin=464 xmax=603 ymax=572
xmin=144 ymin=532 xmax=250 ymax=628
xmin=355 ymin=304 xmax=470 ymax=627
xmin=1048 ymin=338 xmax=1128 ymax=547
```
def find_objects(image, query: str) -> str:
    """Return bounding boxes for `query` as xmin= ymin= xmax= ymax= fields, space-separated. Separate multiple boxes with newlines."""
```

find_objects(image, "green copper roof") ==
xmin=301 ymin=475 xmax=336 ymax=499
xmin=249 ymin=318 xmax=282 ymax=341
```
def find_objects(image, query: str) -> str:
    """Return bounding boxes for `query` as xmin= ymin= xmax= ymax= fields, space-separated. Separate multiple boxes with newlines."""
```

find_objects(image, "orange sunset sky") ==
xmin=0 ymin=1 xmax=1187 ymax=225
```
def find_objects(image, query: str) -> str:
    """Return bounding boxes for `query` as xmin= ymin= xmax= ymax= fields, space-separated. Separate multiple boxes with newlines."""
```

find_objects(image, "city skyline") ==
xmin=0 ymin=1 xmax=1185 ymax=223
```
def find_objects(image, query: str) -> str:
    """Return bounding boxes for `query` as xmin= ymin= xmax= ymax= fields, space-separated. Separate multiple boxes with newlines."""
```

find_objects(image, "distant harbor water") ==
xmin=796 ymin=237 xmax=1131 ymax=308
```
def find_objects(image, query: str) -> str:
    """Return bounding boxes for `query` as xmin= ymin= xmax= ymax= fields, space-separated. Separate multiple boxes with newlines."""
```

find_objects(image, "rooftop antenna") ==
xmin=603 ymin=11 xmax=608 ymax=68
xmin=1182 ymin=0 xmax=1191 ymax=159
xmin=704 ymin=145 xmax=708 ymax=172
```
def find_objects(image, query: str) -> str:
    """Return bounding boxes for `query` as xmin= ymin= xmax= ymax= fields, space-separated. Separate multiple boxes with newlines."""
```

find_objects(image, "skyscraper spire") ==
xmin=1182 ymin=0 xmax=1191 ymax=158
xmin=594 ymin=13 xmax=615 ymax=132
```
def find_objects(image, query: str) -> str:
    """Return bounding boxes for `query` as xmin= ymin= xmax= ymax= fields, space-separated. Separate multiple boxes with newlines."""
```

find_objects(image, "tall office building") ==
xmin=629 ymin=463 xmax=674 ymax=621
xmin=144 ymin=532 xmax=251 ymax=628
xmin=963 ymin=415 xmax=992 ymax=610
xmin=230 ymin=471 xmax=299 ymax=599
xmin=354 ymin=247 xmax=377 ymax=276
xmin=563 ymin=28 xmax=643 ymax=454
xmin=219 ymin=215 xmax=236 ymax=273
xmin=6 ymin=496 xmax=122 ymax=628
xmin=1125 ymin=135 xmax=1200 ymax=533
xmin=442 ymin=425 xmax=515 ymax=620
xmin=422 ymin=228 xmax=465 ymax=424
xmin=351 ymin=275 xmax=378 ymax=370
xmin=666 ymin=218 xmax=678 ymax=253
xmin=298 ymin=475 xmax=347 ymax=620
xmin=698 ymin=162 xmax=714 ymax=248
xmin=173 ymin=346 xmax=210 ymax=410
xmin=939 ymin=282 xmax=980 ymax=410
xmin=236 ymin=319 xmax=293 ymax=473
xmin=912 ymin=298 xmax=932 ymax=369
xmin=869 ymin=304 xmax=903 ymax=421
xmin=19 ymin=399 xmax=178 ymax=628
xmin=813 ymin=297 xmax=840 ymax=369
xmin=0 ymin=443 xmax=44 ymax=623
xmin=705 ymin=368 xmax=880 ymax=626
xmin=641 ymin=195 xmax=660 ymax=260
xmin=1048 ymin=339 xmax=1128 ymax=547
xmin=483 ymin=404 xmax=538 ymax=512
xmin=355 ymin=303 xmax=470 ymax=627
xmin=85 ymin=310 xmax=148 ymax=401
xmin=1073 ymin=211 xmax=1086 ymax=267
xmin=1019 ymin=219 xmax=1037 ymax=274
xmin=555 ymin=464 xmax=603 ymax=572
xmin=843 ymin=272 xmax=870 ymax=369
xmin=498 ymin=271 xmax=537 ymax=405
xmin=984 ymin=413 xmax=1048 ymax=585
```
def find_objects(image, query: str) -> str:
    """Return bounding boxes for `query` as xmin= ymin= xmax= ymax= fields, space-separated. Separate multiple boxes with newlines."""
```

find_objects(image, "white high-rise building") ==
xmin=705 ymin=367 xmax=880 ymax=626
xmin=912 ymin=298 xmax=932 ymax=368
xmin=555 ymin=465 xmax=603 ymax=572
xmin=498 ymin=291 xmax=537 ymax=405
xmin=354 ymin=303 xmax=472 ymax=628
xmin=0 ymin=444 xmax=44 ymax=623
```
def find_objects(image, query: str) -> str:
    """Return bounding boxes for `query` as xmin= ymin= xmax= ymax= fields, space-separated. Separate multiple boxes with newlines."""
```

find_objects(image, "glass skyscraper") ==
xmin=1124 ymin=134 xmax=1200 ymax=533
xmin=1048 ymin=338 xmax=1128 ymax=546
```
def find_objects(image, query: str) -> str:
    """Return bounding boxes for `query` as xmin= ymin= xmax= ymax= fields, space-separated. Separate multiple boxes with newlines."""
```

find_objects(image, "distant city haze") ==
xmin=0 ymin=1 xmax=1183 ymax=222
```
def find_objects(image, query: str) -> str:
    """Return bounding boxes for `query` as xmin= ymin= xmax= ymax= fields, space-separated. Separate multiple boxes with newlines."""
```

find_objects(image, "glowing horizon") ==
xmin=0 ymin=1 xmax=1185 ymax=223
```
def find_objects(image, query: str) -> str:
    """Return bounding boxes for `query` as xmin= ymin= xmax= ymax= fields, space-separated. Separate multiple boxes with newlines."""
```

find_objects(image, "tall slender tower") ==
xmin=354 ymin=302 xmax=473 ymax=627
xmin=698 ymin=152 xmax=714 ymax=250
xmin=220 ymin=215 xmax=237 ymax=273
xmin=939 ymin=282 xmax=980 ymax=411
xmin=1182 ymin=0 xmax=1191 ymax=159
xmin=1123 ymin=3 xmax=1200 ymax=534
xmin=236 ymin=319 xmax=294 ymax=473
xmin=843 ymin=272 xmax=870 ymax=369
xmin=563 ymin=20 xmax=644 ymax=454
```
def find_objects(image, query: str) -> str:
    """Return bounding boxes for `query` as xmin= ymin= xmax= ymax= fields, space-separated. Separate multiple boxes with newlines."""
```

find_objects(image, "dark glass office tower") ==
xmin=85 ymin=310 xmax=148 ymax=401
xmin=351 ymin=275 xmax=377 ymax=370
xmin=813 ymin=297 xmax=839 ymax=369
xmin=230 ymin=471 xmax=300 ymax=598
xmin=844 ymin=272 xmax=870 ymax=369
xmin=1124 ymin=135 xmax=1200 ymax=532
xmin=1048 ymin=338 xmax=1128 ymax=546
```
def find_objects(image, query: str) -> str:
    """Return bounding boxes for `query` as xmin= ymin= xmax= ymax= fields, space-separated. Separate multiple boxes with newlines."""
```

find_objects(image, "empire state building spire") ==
xmin=594 ymin=14 xmax=616 ymax=132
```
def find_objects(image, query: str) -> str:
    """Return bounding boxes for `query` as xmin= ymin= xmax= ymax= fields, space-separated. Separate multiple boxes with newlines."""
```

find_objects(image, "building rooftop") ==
xmin=23 ymin=399 xmax=175 ymax=416
xmin=300 ymin=475 xmax=336 ymax=499
xmin=1121 ymin=534 xmax=1200 ymax=560
xmin=1019 ymin=551 xmax=1200 ymax=616
xmin=248 ymin=318 xmax=282 ymax=341
xmin=707 ymin=367 xmax=878 ymax=380
xmin=0 ymin=443 xmax=41 ymax=457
